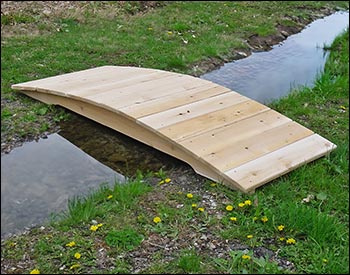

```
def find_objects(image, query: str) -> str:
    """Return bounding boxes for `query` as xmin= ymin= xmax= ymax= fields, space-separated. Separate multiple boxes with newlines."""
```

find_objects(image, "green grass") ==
xmin=1 ymin=2 xmax=349 ymax=274
xmin=177 ymin=249 xmax=202 ymax=273
xmin=1 ymin=1 xmax=349 ymax=143
xmin=105 ymin=228 xmax=144 ymax=251
xmin=1 ymin=13 xmax=36 ymax=25
xmin=214 ymin=250 xmax=282 ymax=274
xmin=56 ymin=177 xmax=152 ymax=230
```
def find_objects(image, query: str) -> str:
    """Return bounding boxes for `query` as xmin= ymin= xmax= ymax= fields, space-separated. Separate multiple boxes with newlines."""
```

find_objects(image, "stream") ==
xmin=1 ymin=11 xmax=348 ymax=238
xmin=201 ymin=11 xmax=349 ymax=103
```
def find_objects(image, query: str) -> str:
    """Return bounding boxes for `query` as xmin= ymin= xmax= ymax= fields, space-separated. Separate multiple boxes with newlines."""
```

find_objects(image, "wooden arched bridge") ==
xmin=12 ymin=66 xmax=336 ymax=193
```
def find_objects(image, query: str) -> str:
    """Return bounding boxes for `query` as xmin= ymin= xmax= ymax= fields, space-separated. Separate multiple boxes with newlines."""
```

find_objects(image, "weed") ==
xmin=214 ymin=250 xmax=282 ymax=274
xmin=177 ymin=249 xmax=202 ymax=273
xmin=105 ymin=228 xmax=144 ymax=251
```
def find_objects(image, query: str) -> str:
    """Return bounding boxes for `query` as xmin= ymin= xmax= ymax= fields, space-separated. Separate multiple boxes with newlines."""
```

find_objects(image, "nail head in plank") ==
xmin=140 ymin=92 xmax=248 ymax=129
xmin=225 ymin=134 xmax=337 ymax=192
xmin=180 ymin=109 xmax=291 ymax=155
xmin=160 ymin=99 xmax=269 ymax=141
xmin=202 ymin=121 xmax=314 ymax=171
xmin=121 ymin=84 xmax=229 ymax=118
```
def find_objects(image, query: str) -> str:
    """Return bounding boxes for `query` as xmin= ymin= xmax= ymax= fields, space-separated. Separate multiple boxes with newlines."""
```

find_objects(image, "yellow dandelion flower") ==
xmin=244 ymin=200 xmax=252 ymax=206
xmin=74 ymin=252 xmax=81 ymax=259
xmin=191 ymin=203 xmax=197 ymax=208
xmin=8 ymin=242 xmax=16 ymax=247
xmin=242 ymin=254 xmax=251 ymax=260
xmin=165 ymin=178 xmax=171 ymax=183
xmin=148 ymin=27 xmax=153 ymax=31
xmin=277 ymin=225 xmax=285 ymax=231
xmin=153 ymin=216 xmax=161 ymax=223
xmin=238 ymin=202 xmax=245 ymax=207
xmin=198 ymin=207 xmax=205 ymax=212
xmin=97 ymin=223 xmax=103 ymax=228
xmin=210 ymin=182 xmax=217 ymax=187
xmin=323 ymin=259 xmax=328 ymax=264
xmin=230 ymin=217 xmax=237 ymax=221
xmin=340 ymin=105 xmax=346 ymax=110
xmin=70 ymin=264 xmax=81 ymax=270
xmin=158 ymin=180 xmax=165 ymax=185
xmin=261 ymin=216 xmax=268 ymax=223
xmin=167 ymin=31 xmax=173 ymax=35
xmin=286 ymin=238 xmax=296 ymax=245
xmin=226 ymin=205 xmax=233 ymax=211
xmin=66 ymin=241 xmax=76 ymax=247
xmin=90 ymin=225 xmax=98 ymax=231
xmin=247 ymin=234 xmax=253 ymax=239
xmin=107 ymin=195 xmax=113 ymax=199
xmin=186 ymin=193 xmax=193 ymax=199
xmin=30 ymin=269 xmax=40 ymax=274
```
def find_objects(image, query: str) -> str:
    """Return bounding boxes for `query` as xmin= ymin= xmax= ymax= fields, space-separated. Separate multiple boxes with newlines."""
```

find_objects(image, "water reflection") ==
xmin=1 ymin=114 xmax=184 ymax=238
xmin=1 ymin=133 xmax=124 ymax=237
xmin=201 ymin=11 xmax=349 ymax=104
xmin=58 ymin=114 xmax=184 ymax=177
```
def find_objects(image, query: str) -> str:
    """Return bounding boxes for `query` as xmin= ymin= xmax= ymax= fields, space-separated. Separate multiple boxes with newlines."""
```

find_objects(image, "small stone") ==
xmin=237 ymin=51 xmax=248 ymax=57
xmin=281 ymin=30 xmax=289 ymax=37
xmin=208 ymin=242 xmax=216 ymax=250
xmin=302 ymin=194 xmax=314 ymax=203
xmin=200 ymin=234 xmax=208 ymax=240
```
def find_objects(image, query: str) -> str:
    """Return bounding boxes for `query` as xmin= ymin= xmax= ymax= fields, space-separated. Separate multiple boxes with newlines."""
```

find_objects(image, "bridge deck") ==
xmin=12 ymin=66 xmax=336 ymax=193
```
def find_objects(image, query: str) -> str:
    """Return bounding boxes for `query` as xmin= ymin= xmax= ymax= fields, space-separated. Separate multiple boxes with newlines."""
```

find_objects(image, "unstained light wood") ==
xmin=225 ymin=134 xmax=335 ymax=192
xmin=11 ymin=66 xmax=337 ymax=193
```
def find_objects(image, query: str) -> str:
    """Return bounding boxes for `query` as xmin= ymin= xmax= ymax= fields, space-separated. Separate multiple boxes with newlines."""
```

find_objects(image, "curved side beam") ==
xmin=20 ymin=90 xmax=241 ymax=191
xmin=12 ymin=66 xmax=337 ymax=193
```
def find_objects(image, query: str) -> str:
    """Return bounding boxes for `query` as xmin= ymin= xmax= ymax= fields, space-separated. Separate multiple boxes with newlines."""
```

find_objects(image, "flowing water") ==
xmin=201 ymin=11 xmax=349 ymax=103
xmin=1 ymin=11 xmax=349 ymax=238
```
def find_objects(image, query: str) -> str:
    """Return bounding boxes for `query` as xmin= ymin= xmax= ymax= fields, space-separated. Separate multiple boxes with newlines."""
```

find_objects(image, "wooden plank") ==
xmin=120 ymin=84 xmax=228 ymax=118
xmin=11 ymin=66 xmax=143 ymax=92
xmin=86 ymin=74 xmax=209 ymax=109
xmin=201 ymin=121 xmax=314 ymax=171
xmin=11 ymin=66 xmax=114 ymax=89
xmin=160 ymin=99 xmax=269 ymax=141
xmin=53 ymin=66 xmax=160 ymax=93
xmin=70 ymin=71 xmax=172 ymax=97
xmin=225 ymin=134 xmax=337 ymax=192
xmin=180 ymin=109 xmax=291 ymax=155
xmin=85 ymin=73 xmax=183 ymax=101
xmin=139 ymin=92 xmax=248 ymax=129
xmin=67 ymin=71 xmax=182 ymax=98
